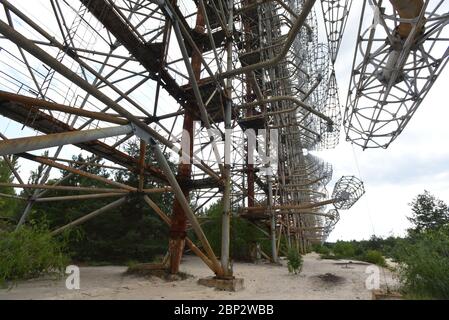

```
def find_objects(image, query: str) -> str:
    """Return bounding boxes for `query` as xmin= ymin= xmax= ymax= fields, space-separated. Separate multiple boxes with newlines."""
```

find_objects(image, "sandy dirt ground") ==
xmin=0 ymin=253 xmax=399 ymax=300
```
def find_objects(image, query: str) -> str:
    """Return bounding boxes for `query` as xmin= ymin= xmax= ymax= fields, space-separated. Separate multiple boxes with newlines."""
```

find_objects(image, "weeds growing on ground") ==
xmin=0 ymin=223 xmax=68 ymax=287
xmin=287 ymin=248 xmax=303 ymax=274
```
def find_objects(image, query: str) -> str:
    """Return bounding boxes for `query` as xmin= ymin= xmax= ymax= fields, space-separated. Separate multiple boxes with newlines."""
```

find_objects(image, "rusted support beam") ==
xmin=239 ymin=199 xmax=338 ymax=219
xmin=168 ymin=7 xmax=225 ymax=175
xmin=142 ymin=187 xmax=172 ymax=194
xmin=168 ymin=3 xmax=204 ymax=275
xmin=389 ymin=0 xmax=425 ymax=38
xmin=142 ymin=195 xmax=219 ymax=274
xmin=0 ymin=183 xmax=130 ymax=193
xmin=45 ymin=158 xmax=126 ymax=171
xmin=241 ymin=199 xmax=339 ymax=212
xmin=17 ymin=152 xmax=136 ymax=191
xmin=0 ymin=102 xmax=167 ymax=182
xmin=0 ymin=90 xmax=129 ymax=125
xmin=0 ymin=125 xmax=133 ymax=156
xmin=168 ymin=109 xmax=194 ymax=274
xmin=147 ymin=137 xmax=224 ymax=276
xmin=35 ymin=193 xmax=127 ymax=203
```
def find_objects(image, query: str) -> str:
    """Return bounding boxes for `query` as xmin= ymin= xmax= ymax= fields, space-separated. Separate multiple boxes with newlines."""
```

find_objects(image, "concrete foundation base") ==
xmin=198 ymin=276 xmax=244 ymax=292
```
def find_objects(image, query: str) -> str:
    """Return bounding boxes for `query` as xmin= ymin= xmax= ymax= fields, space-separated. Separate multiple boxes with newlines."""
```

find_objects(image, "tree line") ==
xmin=314 ymin=190 xmax=449 ymax=299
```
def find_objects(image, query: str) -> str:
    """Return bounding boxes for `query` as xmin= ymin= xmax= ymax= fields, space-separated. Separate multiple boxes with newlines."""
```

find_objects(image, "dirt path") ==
xmin=0 ymin=253 xmax=399 ymax=300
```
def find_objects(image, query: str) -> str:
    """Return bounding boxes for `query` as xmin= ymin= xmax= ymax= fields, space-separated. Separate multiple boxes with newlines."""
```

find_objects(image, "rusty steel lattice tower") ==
xmin=0 ymin=0 xmax=446 ymax=284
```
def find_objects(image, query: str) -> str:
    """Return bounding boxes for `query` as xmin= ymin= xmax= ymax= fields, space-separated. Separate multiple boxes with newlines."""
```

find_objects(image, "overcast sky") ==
xmin=1 ymin=1 xmax=448 ymax=241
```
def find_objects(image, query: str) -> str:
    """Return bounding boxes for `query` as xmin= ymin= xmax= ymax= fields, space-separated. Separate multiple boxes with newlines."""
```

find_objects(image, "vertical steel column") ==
xmin=243 ymin=0 xmax=256 ymax=208
xmin=147 ymin=137 xmax=223 ymax=275
xmin=168 ymin=2 xmax=204 ymax=274
xmin=294 ymin=214 xmax=302 ymax=254
xmin=279 ymin=143 xmax=291 ymax=248
xmin=266 ymin=129 xmax=278 ymax=263
xmin=220 ymin=0 xmax=233 ymax=277
xmin=268 ymin=176 xmax=278 ymax=262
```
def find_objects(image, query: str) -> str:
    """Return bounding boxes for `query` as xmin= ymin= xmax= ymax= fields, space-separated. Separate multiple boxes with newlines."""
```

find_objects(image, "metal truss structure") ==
xmin=320 ymin=0 xmax=353 ymax=63
xmin=0 ymin=0 xmax=445 ymax=281
xmin=344 ymin=0 xmax=449 ymax=149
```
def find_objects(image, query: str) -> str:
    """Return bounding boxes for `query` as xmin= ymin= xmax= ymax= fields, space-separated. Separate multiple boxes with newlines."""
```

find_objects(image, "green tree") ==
xmin=333 ymin=241 xmax=356 ymax=258
xmin=28 ymin=140 xmax=173 ymax=264
xmin=0 ymin=156 xmax=19 ymax=220
xmin=28 ymin=151 xmax=49 ymax=185
xmin=363 ymin=250 xmax=386 ymax=267
xmin=408 ymin=191 xmax=449 ymax=234
xmin=396 ymin=226 xmax=449 ymax=299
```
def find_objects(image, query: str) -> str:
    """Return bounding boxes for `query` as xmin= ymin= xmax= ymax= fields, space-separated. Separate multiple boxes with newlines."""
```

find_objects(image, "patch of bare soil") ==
xmin=315 ymin=273 xmax=346 ymax=284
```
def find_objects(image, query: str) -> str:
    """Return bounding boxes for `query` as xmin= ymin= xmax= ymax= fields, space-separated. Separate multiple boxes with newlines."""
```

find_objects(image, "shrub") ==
xmin=363 ymin=250 xmax=386 ymax=266
xmin=0 ymin=224 xmax=69 ymax=286
xmin=314 ymin=245 xmax=330 ymax=255
xmin=333 ymin=241 xmax=356 ymax=258
xmin=287 ymin=247 xmax=303 ymax=274
xmin=396 ymin=227 xmax=449 ymax=299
